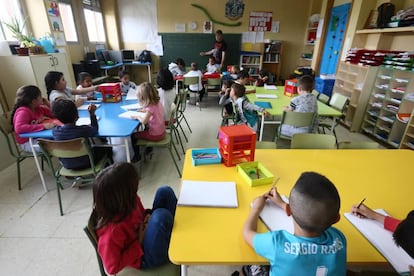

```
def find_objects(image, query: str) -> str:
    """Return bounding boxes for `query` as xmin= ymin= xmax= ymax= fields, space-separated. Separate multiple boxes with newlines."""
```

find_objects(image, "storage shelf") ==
xmin=355 ymin=26 xmax=414 ymax=34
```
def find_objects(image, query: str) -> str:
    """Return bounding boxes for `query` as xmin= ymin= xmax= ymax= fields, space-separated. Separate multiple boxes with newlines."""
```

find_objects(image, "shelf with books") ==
xmin=362 ymin=67 xmax=414 ymax=148
xmin=240 ymin=52 xmax=263 ymax=77
xmin=262 ymin=41 xmax=282 ymax=83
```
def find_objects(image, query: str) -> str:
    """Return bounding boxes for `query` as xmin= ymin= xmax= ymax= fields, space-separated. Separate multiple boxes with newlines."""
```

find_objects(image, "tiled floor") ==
xmin=0 ymin=95 xmax=380 ymax=276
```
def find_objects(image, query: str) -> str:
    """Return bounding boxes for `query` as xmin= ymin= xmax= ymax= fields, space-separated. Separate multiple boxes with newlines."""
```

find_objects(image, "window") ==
xmin=58 ymin=2 xmax=78 ymax=42
xmin=83 ymin=0 xmax=105 ymax=43
xmin=0 ymin=0 xmax=25 ymax=41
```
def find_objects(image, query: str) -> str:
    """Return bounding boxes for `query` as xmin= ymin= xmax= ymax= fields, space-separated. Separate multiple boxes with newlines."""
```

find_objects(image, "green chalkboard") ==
xmin=159 ymin=33 xmax=241 ymax=70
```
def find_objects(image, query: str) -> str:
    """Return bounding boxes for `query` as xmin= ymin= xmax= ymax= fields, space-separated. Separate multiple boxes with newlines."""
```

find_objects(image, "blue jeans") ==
xmin=141 ymin=186 xmax=177 ymax=269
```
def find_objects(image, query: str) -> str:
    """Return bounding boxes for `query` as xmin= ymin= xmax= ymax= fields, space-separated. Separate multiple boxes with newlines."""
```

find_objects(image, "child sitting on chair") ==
xmin=242 ymin=172 xmax=346 ymax=276
xmin=281 ymin=75 xmax=318 ymax=137
xmin=76 ymin=72 xmax=95 ymax=100
xmin=52 ymin=99 xmax=112 ymax=170
xmin=206 ymin=56 xmax=220 ymax=73
xmin=255 ymin=69 xmax=269 ymax=87
xmin=219 ymin=82 xmax=268 ymax=132
xmin=184 ymin=62 xmax=205 ymax=103
xmin=118 ymin=70 xmax=137 ymax=95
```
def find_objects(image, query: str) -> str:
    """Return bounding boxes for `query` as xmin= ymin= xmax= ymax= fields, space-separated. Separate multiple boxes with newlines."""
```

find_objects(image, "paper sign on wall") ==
xmin=249 ymin=11 xmax=272 ymax=32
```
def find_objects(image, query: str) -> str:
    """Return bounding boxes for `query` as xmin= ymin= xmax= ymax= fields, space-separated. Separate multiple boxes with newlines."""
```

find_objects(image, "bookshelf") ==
xmin=333 ymin=62 xmax=378 ymax=131
xmin=262 ymin=41 xmax=282 ymax=83
xmin=299 ymin=22 xmax=318 ymax=67
xmin=240 ymin=51 xmax=263 ymax=77
xmin=400 ymin=111 xmax=414 ymax=150
xmin=361 ymin=67 xmax=414 ymax=148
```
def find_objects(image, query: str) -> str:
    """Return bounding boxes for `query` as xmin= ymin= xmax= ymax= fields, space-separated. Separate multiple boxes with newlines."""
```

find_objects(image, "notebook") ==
xmin=177 ymin=180 xmax=238 ymax=208
xmin=256 ymin=94 xmax=278 ymax=99
xmin=254 ymin=101 xmax=272 ymax=109
xmin=257 ymin=195 xmax=293 ymax=233
xmin=344 ymin=210 xmax=412 ymax=274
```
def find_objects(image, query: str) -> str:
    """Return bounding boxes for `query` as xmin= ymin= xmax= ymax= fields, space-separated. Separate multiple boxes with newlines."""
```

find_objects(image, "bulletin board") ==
xmin=159 ymin=33 xmax=242 ymax=69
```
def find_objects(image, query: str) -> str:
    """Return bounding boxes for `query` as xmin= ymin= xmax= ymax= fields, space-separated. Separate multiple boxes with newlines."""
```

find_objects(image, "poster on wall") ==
xmin=49 ymin=15 xmax=63 ymax=32
xmin=53 ymin=32 xmax=66 ymax=46
xmin=203 ymin=21 xmax=213 ymax=33
xmin=249 ymin=11 xmax=272 ymax=32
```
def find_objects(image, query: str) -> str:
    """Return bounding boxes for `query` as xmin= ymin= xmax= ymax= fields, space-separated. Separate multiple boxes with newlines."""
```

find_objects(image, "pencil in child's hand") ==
xmin=268 ymin=177 xmax=280 ymax=195
xmin=357 ymin=198 xmax=366 ymax=208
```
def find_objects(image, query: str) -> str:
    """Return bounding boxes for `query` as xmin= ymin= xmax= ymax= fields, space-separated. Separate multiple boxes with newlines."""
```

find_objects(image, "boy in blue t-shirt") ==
xmin=243 ymin=172 xmax=346 ymax=276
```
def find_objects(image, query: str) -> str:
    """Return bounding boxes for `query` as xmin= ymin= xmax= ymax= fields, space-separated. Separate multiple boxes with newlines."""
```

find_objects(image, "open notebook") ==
xmin=257 ymin=195 xmax=293 ymax=233
xmin=177 ymin=180 xmax=238 ymax=208
xmin=344 ymin=210 xmax=413 ymax=274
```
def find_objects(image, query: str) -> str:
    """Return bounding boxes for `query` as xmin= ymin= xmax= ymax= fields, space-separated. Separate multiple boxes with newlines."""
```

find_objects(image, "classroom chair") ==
xmin=291 ymin=133 xmax=337 ymax=149
xmin=0 ymin=111 xmax=46 ymax=190
xmin=317 ymin=93 xmax=330 ymax=104
xmin=205 ymin=77 xmax=221 ymax=97
xmin=311 ymin=89 xmax=319 ymax=98
xmin=136 ymin=104 xmax=182 ymax=178
xmin=318 ymin=93 xmax=348 ymax=143
xmin=338 ymin=141 xmax=380 ymax=149
xmin=83 ymin=210 xmax=181 ymax=276
xmin=276 ymin=111 xmax=317 ymax=143
xmin=167 ymin=102 xmax=185 ymax=155
xmin=183 ymin=76 xmax=202 ymax=110
xmin=37 ymin=137 xmax=111 ymax=216
xmin=176 ymin=88 xmax=192 ymax=142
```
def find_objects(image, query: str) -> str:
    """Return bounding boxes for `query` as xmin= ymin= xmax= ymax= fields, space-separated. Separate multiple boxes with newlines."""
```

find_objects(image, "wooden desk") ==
xmin=169 ymin=149 xmax=413 ymax=275
xmin=246 ymin=86 xmax=342 ymax=141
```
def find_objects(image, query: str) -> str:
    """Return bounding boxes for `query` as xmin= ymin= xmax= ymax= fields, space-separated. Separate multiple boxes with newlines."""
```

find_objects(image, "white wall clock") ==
xmin=189 ymin=22 xmax=197 ymax=30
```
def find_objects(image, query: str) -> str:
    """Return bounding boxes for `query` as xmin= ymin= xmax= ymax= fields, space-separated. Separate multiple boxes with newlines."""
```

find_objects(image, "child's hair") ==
xmin=78 ymin=72 xmax=92 ymax=84
xmin=51 ymin=99 xmax=77 ymax=124
xmin=259 ymin=69 xmax=269 ymax=78
xmin=215 ymin=29 xmax=223 ymax=36
xmin=393 ymin=210 xmax=414 ymax=258
xmin=10 ymin=85 xmax=42 ymax=128
xmin=289 ymin=172 xmax=340 ymax=233
xmin=223 ymin=79 xmax=234 ymax=89
xmin=237 ymin=70 xmax=249 ymax=80
xmin=93 ymin=162 xmax=139 ymax=228
xmin=45 ymin=71 xmax=64 ymax=99
xmin=231 ymin=82 xmax=246 ymax=98
xmin=176 ymin=58 xmax=185 ymax=67
xmin=298 ymin=75 xmax=314 ymax=92
xmin=157 ymin=68 xmax=174 ymax=91
xmin=208 ymin=56 xmax=215 ymax=62
xmin=231 ymin=65 xmax=240 ymax=74
xmin=118 ymin=70 xmax=130 ymax=79
xmin=190 ymin=62 xmax=198 ymax=71
xmin=137 ymin=82 xmax=160 ymax=107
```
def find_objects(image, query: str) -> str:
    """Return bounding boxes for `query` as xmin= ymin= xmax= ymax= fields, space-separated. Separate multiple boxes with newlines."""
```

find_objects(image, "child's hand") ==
xmin=265 ymin=186 xmax=285 ymax=209
xmin=93 ymin=85 xmax=100 ymax=92
xmin=262 ymin=110 xmax=270 ymax=117
xmin=43 ymin=122 xmax=55 ymax=129
xmin=351 ymin=203 xmax=377 ymax=219
xmin=88 ymin=104 xmax=97 ymax=115
xmin=75 ymin=98 xmax=84 ymax=107
xmin=41 ymin=97 xmax=51 ymax=107
xmin=251 ymin=195 xmax=266 ymax=212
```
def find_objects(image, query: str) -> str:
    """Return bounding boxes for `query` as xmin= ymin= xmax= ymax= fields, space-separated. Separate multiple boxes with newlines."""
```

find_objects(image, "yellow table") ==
xmin=245 ymin=86 xmax=342 ymax=141
xmin=169 ymin=149 xmax=413 ymax=275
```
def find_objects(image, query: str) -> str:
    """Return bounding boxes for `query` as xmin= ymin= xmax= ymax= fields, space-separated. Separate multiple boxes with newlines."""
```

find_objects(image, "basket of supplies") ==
xmin=284 ymin=79 xmax=298 ymax=97
xmin=99 ymin=83 xmax=122 ymax=103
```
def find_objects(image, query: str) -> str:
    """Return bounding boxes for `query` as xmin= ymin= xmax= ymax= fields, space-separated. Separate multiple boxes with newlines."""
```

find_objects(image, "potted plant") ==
xmin=2 ymin=16 xmax=38 ymax=56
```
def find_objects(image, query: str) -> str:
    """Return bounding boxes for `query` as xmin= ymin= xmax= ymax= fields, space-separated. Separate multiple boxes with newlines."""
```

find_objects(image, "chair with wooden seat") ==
xmin=84 ymin=210 xmax=181 ymax=276
xmin=276 ymin=111 xmax=317 ymax=143
xmin=338 ymin=141 xmax=380 ymax=149
xmin=291 ymin=133 xmax=337 ymax=149
xmin=183 ymin=76 xmax=201 ymax=110
xmin=136 ymin=104 xmax=182 ymax=178
xmin=37 ymin=137 xmax=110 ymax=215
xmin=318 ymin=93 xmax=348 ymax=143
xmin=0 ymin=111 xmax=46 ymax=190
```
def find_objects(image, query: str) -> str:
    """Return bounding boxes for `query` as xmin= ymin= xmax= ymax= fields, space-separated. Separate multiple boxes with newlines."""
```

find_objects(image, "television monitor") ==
xmin=122 ymin=50 xmax=135 ymax=62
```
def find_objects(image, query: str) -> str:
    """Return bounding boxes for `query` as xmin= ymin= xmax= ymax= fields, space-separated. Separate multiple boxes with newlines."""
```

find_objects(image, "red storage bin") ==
xmin=99 ymin=83 xmax=122 ymax=103
xmin=284 ymin=79 xmax=298 ymax=97
xmin=218 ymin=125 xmax=256 ymax=167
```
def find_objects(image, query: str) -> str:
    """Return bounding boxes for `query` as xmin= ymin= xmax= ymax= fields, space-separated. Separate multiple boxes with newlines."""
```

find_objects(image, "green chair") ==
xmin=176 ymin=88 xmax=192 ymax=142
xmin=317 ymin=93 xmax=330 ymax=104
xmin=0 ymin=111 xmax=45 ymax=190
xmin=291 ymin=133 xmax=337 ymax=149
xmin=37 ymin=137 xmax=110 ymax=216
xmin=311 ymin=89 xmax=319 ymax=98
xmin=338 ymin=141 xmax=380 ymax=149
xmin=205 ymin=77 xmax=221 ymax=97
xmin=136 ymin=104 xmax=182 ymax=178
xmin=167 ymin=102 xmax=185 ymax=155
xmin=255 ymin=141 xmax=277 ymax=149
xmin=318 ymin=93 xmax=348 ymax=143
xmin=83 ymin=210 xmax=181 ymax=276
xmin=183 ymin=76 xmax=201 ymax=110
xmin=276 ymin=111 xmax=317 ymax=143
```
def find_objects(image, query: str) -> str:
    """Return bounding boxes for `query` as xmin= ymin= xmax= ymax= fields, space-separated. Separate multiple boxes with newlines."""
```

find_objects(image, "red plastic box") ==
xmin=99 ymin=83 xmax=122 ymax=103
xmin=284 ymin=79 xmax=298 ymax=97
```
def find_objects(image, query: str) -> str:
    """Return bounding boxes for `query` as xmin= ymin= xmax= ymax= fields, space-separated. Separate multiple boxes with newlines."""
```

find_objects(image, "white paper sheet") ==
xmin=77 ymin=104 xmax=100 ymax=110
xmin=120 ymin=103 xmax=141 ymax=111
xmin=125 ymin=88 xmax=138 ymax=100
xmin=178 ymin=180 xmax=238 ymax=208
xmin=256 ymin=94 xmax=278 ymax=99
xmin=257 ymin=195 xmax=293 ymax=233
xmin=264 ymin=84 xmax=278 ymax=90
xmin=118 ymin=110 xmax=145 ymax=119
xmin=76 ymin=116 xmax=99 ymax=126
xmin=344 ymin=210 xmax=412 ymax=274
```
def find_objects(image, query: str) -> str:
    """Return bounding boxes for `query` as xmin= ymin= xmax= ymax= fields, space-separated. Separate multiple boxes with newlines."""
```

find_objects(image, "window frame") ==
xmin=58 ymin=1 xmax=79 ymax=43
xmin=82 ymin=0 xmax=105 ymax=43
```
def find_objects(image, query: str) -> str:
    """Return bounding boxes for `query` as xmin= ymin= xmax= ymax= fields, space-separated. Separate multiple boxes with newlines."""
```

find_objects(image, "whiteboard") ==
xmin=118 ymin=0 xmax=158 ymax=43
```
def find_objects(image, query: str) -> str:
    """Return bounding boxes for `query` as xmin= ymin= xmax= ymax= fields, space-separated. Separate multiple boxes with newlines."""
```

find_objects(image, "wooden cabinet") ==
xmin=262 ymin=41 xmax=282 ymax=83
xmin=240 ymin=51 xmax=262 ymax=77
xmin=333 ymin=62 xmax=378 ymax=131
xmin=0 ymin=53 xmax=75 ymax=111
xmin=361 ymin=67 xmax=414 ymax=148
xmin=299 ymin=22 xmax=318 ymax=67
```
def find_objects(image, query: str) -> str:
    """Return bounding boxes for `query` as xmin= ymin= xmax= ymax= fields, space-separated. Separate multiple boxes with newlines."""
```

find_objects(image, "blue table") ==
xmin=20 ymin=98 xmax=139 ymax=192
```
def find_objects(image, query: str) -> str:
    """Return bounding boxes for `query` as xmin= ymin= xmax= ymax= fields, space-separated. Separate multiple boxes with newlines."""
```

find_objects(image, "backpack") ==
xmin=137 ymin=50 xmax=152 ymax=63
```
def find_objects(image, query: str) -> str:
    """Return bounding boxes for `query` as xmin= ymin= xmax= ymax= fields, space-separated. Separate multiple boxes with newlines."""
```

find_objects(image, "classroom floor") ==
xmin=0 ymin=94 xmax=387 ymax=276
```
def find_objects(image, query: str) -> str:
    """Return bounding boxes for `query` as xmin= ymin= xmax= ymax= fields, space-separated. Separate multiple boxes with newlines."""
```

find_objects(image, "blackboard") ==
xmin=159 ymin=33 xmax=241 ymax=70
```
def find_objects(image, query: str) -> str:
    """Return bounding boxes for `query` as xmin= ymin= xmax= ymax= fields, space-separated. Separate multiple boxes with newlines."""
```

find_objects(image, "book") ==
xmin=257 ymin=195 xmax=293 ymax=233
xmin=256 ymin=94 xmax=278 ymax=99
xmin=118 ymin=110 xmax=145 ymax=119
xmin=177 ymin=180 xmax=238 ymax=208
xmin=254 ymin=101 xmax=272 ymax=109
xmin=344 ymin=210 xmax=412 ymax=274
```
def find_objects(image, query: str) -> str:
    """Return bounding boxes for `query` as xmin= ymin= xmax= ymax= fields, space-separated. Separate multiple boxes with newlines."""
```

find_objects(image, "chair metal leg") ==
xmin=180 ymin=112 xmax=192 ymax=133
xmin=170 ymin=139 xmax=181 ymax=161
xmin=168 ymin=146 xmax=182 ymax=178
xmin=178 ymin=122 xmax=189 ymax=143
xmin=174 ymin=128 xmax=185 ymax=154
xmin=56 ymin=178 xmax=64 ymax=216
xmin=17 ymin=159 xmax=22 ymax=190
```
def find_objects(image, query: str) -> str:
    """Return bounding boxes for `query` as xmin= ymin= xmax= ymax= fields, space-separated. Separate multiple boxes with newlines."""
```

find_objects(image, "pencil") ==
xmin=357 ymin=198 xmax=366 ymax=208
xmin=268 ymin=177 xmax=280 ymax=194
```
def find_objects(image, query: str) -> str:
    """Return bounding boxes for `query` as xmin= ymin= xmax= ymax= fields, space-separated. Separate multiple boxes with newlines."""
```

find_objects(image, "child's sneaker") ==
xmin=242 ymin=265 xmax=269 ymax=276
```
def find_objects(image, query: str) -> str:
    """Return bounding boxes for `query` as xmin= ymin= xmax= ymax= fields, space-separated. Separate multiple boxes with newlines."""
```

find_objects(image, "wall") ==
xmin=156 ymin=0 xmax=313 ymax=79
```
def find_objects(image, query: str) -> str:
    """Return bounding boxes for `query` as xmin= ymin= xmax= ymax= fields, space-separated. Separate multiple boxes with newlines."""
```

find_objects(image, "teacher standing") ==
xmin=200 ymin=30 xmax=227 ymax=71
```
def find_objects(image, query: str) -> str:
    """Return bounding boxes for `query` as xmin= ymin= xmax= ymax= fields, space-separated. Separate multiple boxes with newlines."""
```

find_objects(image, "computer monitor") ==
xmin=122 ymin=50 xmax=135 ymax=62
